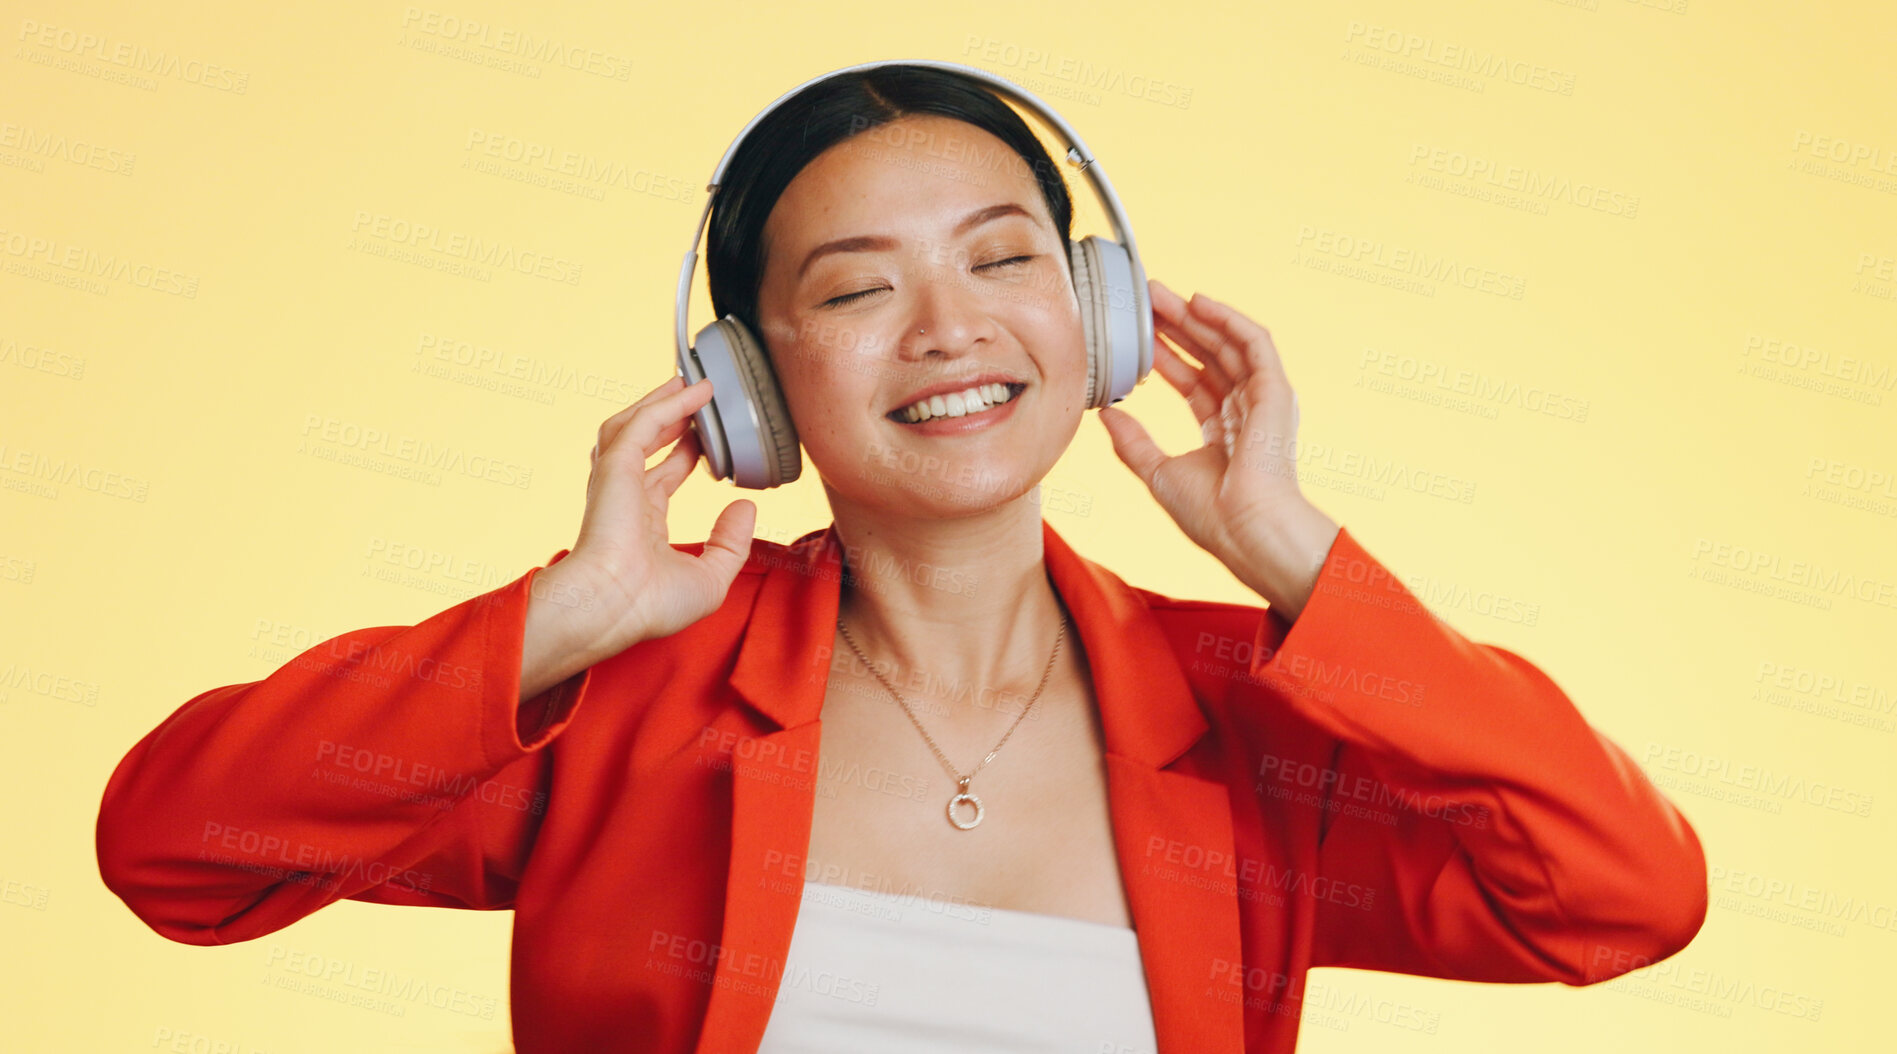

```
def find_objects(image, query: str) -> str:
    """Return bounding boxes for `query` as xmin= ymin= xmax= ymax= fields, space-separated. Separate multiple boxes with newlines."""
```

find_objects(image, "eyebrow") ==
xmin=794 ymin=202 xmax=1040 ymax=282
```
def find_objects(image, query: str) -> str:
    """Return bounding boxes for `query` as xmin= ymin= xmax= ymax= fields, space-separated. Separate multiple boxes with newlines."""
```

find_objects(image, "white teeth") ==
xmin=898 ymin=383 xmax=1017 ymax=423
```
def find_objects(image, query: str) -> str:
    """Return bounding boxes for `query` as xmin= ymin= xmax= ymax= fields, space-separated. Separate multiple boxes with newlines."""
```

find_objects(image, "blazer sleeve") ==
xmin=95 ymin=549 xmax=597 ymax=946
xmin=1245 ymin=526 xmax=1707 ymax=985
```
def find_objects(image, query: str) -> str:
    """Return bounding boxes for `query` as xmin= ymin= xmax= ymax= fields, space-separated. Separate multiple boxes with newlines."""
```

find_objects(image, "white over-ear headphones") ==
xmin=674 ymin=58 xmax=1153 ymax=490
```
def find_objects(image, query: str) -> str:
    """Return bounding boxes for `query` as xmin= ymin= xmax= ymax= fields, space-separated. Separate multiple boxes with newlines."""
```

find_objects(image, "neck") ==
xmin=822 ymin=488 xmax=1071 ymax=730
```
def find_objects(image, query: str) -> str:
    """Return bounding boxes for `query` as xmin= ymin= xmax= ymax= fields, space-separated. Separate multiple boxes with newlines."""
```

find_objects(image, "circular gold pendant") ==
xmin=948 ymin=789 xmax=983 ymax=830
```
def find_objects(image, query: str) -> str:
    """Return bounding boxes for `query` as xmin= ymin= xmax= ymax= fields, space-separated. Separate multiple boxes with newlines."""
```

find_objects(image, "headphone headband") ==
xmin=674 ymin=58 xmax=1151 ymax=375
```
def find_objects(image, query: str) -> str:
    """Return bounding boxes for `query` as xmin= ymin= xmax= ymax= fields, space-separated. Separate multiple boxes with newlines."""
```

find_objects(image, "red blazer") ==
xmin=97 ymin=519 xmax=1708 ymax=1052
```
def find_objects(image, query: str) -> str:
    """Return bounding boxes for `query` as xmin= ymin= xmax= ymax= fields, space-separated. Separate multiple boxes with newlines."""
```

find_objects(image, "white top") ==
xmin=756 ymin=880 xmax=1158 ymax=1053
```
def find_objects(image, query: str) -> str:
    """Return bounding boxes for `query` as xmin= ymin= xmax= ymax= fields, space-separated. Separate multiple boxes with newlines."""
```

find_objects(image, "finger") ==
xmin=694 ymin=498 xmax=757 ymax=590
xmin=1190 ymin=293 xmax=1297 ymax=443
xmin=1095 ymin=405 xmax=1169 ymax=491
xmin=604 ymin=412 xmax=693 ymax=472
xmin=1160 ymin=339 xmax=1236 ymax=414
xmin=1151 ymin=279 xmax=1241 ymax=391
xmin=1154 ymin=313 xmax=1238 ymax=397
xmin=646 ymin=426 xmax=702 ymax=497
xmin=1227 ymin=380 xmax=1300 ymax=489
xmin=602 ymin=375 xmax=684 ymax=429
xmin=1186 ymin=292 xmax=1291 ymax=390
xmin=642 ymin=414 xmax=695 ymax=461
xmin=1148 ymin=276 xmax=1188 ymax=318
xmin=606 ymin=378 xmax=713 ymax=462
xmin=596 ymin=377 xmax=681 ymax=461
xmin=599 ymin=375 xmax=690 ymax=454
xmin=1163 ymin=296 xmax=1250 ymax=390
xmin=1150 ymin=341 xmax=1224 ymax=435
xmin=595 ymin=399 xmax=686 ymax=464
xmin=1149 ymin=339 xmax=1202 ymax=402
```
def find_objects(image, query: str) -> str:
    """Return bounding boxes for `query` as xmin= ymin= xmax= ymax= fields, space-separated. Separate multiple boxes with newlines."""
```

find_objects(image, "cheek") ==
xmin=776 ymin=356 xmax=872 ymax=452
xmin=1042 ymin=319 xmax=1091 ymax=408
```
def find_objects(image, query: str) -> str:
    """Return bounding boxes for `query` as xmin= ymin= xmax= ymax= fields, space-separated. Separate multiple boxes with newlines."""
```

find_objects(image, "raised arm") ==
xmin=95 ymin=555 xmax=597 ymax=945
xmin=1248 ymin=526 xmax=1707 ymax=984
xmin=97 ymin=373 xmax=758 ymax=945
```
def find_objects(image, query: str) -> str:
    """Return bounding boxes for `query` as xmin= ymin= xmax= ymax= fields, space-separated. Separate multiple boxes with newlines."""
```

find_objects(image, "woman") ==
xmin=97 ymin=65 xmax=1708 ymax=1052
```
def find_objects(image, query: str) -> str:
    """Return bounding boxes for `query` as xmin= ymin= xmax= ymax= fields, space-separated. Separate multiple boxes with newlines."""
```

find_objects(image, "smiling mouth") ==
xmin=887 ymin=382 xmax=1027 ymax=425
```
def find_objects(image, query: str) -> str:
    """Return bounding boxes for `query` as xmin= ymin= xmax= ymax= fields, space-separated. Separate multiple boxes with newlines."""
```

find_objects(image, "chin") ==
xmin=827 ymin=451 xmax=1041 ymax=519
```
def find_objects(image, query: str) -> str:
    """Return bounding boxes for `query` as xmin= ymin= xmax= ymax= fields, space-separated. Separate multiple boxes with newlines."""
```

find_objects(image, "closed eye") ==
xmin=823 ymin=287 xmax=883 ymax=308
xmin=821 ymin=255 xmax=1038 ymax=308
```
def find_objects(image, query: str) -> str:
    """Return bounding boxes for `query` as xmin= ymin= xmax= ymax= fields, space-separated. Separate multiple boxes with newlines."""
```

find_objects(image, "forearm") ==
xmin=98 ymin=563 xmax=566 ymax=942
xmin=1251 ymin=527 xmax=1707 ymax=980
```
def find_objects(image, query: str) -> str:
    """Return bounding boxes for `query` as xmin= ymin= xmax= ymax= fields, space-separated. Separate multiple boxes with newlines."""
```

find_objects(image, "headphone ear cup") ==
xmin=1070 ymin=234 xmax=1145 ymax=407
xmin=1067 ymin=238 xmax=1107 ymax=408
xmin=714 ymin=317 xmax=802 ymax=489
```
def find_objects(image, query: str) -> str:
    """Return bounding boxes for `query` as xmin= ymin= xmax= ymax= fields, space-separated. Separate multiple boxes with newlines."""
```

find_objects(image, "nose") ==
xmin=899 ymin=262 xmax=998 ymax=361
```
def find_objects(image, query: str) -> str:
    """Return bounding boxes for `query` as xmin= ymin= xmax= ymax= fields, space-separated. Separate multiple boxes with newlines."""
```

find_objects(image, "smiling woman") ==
xmin=678 ymin=60 xmax=1153 ymax=495
xmin=96 ymin=60 xmax=1709 ymax=1054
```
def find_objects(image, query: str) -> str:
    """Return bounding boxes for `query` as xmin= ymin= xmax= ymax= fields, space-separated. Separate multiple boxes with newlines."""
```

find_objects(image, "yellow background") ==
xmin=4 ymin=0 xmax=1893 ymax=1050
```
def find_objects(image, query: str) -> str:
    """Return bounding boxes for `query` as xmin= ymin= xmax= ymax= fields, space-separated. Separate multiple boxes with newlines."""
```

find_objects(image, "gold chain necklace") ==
xmin=833 ymin=612 xmax=1066 ymax=830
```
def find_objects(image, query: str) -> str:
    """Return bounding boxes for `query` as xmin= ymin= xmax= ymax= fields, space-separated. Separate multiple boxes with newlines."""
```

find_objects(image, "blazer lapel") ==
xmin=1042 ymin=520 xmax=1248 ymax=1052
xmin=695 ymin=520 xmax=1246 ymax=1053
xmin=692 ymin=529 xmax=841 ymax=1054
xmin=689 ymin=721 xmax=821 ymax=1054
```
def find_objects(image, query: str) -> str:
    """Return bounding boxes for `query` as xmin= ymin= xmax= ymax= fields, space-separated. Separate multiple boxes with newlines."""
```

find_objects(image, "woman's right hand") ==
xmin=522 ymin=376 xmax=756 ymax=697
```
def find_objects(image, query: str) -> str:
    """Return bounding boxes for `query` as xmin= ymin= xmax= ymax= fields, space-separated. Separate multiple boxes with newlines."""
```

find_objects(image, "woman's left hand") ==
xmin=1096 ymin=278 xmax=1342 ymax=623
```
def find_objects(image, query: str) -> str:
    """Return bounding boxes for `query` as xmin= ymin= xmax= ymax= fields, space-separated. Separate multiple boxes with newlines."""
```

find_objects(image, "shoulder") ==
xmin=1134 ymin=586 xmax=1283 ymax=672
xmin=1080 ymin=550 xmax=1274 ymax=631
xmin=1062 ymin=548 xmax=1283 ymax=671
xmin=1094 ymin=562 xmax=1336 ymax=766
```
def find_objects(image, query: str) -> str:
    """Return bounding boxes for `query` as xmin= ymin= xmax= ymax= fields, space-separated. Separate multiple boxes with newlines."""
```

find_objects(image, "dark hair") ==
xmin=705 ymin=64 xmax=1074 ymax=345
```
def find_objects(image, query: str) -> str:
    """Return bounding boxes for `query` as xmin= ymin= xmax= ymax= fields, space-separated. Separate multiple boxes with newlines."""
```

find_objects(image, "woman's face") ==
xmin=753 ymin=113 xmax=1088 ymax=518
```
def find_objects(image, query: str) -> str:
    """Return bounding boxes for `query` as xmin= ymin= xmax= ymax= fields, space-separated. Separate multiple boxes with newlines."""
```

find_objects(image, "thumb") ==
xmin=698 ymin=498 xmax=756 ymax=589
xmin=1096 ymin=406 xmax=1168 ymax=491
